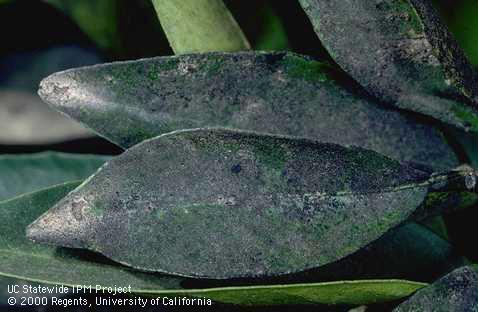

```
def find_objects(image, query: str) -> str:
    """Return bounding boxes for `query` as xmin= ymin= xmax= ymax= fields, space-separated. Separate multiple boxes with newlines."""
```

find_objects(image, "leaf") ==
xmin=38 ymin=51 xmax=458 ymax=171
xmin=180 ymin=280 xmax=426 ymax=306
xmin=441 ymin=128 xmax=478 ymax=262
xmin=432 ymin=0 xmax=478 ymax=66
xmin=26 ymin=128 xmax=476 ymax=279
xmin=44 ymin=0 xmax=121 ymax=53
xmin=0 ymin=152 xmax=108 ymax=304
xmin=253 ymin=6 xmax=289 ymax=51
xmin=410 ymin=190 xmax=478 ymax=221
xmin=42 ymin=1 xmax=173 ymax=59
xmin=0 ymin=182 xmax=426 ymax=306
xmin=393 ymin=266 xmax=478 ymax=311
xmin=298 ymin=0 xmax=478 ymax=132
xmin=151 ymin=0 xmax=250 ymax=54
xmin=297 ymin=222 xmax=465 ymax=283
xmin=0 ymin=45 xmax=102 ymax=93
xmin=0 ymin=152 xmax=109 ymax=201
xmin=419 ymin=216 xmax=449 ymax=240
xmin=184 ymin=222 xmax=466 ymax=288
xmin=0 ymin=44 xmax=101 ymax=144
xmin=0 ymin=182 xmax=184 ymax=291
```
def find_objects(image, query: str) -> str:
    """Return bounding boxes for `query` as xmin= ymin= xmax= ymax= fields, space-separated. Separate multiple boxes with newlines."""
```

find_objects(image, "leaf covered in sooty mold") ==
xmin=299 ymin=0 xmax=478 ymax=132
xmin=393 ymin=265 xmax=478 ymax=311
xmin=182 ymin=222 xmax=466 ymax=288
xmin=38 ymin=51 xmax=458 ymax=171
xmin=0 ymin=182 xmax=184 ymax=292
xmin=26 ymin=129 xmax=478 ymax=279
xmin=0 ymin=182 xmax=429 ymax=306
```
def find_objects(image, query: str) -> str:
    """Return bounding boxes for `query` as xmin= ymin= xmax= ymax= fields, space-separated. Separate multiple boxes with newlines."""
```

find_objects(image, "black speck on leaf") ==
xmin=231 ymin=164 xmax=242 ymax=174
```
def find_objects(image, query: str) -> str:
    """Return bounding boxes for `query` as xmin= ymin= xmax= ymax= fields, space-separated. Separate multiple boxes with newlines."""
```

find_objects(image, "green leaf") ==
xmin=44 ymin=0 xmax=121 ymax=53
xmin=0 ymin=152 xmax=108 ymax=304
xmin=179 ymin=279 xmax=426 ymax=306
xmin=419 ymin=216 xmax=449 ymax=240
xmin=0 ymin=152 xmax=109 ymax=201
xmin=393 ymin=266 xmax=478 ymax=311
xmin=38 ymin=51 xmax=458 ymax=171
xmin=252 ymin=6 xmax=289 ymax=51
xmin=26 ymin=128 xmax=476 ymax=279
xmin=151 ymin=0 xmax=250 ymax=54
xmin=299 ymin=0 xmax=478 ymax=132
xmin=0 ymin=182 xmax=426 ymax=305
xmin=42 ymin=1 xmax=172 ymax=59
xmin=449 ymin=128 xmax=478 ymax=167
xmin=432 ymin=0 xmax=478 ymax=67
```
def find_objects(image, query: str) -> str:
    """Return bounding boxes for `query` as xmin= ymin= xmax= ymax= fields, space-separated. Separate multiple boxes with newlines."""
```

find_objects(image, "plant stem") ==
xmin=151 ymin=0 xmax=250 ymax=54
xmin=427 ymin=165 xmax=477 ymax=193
xmin=412 ymin=165 xmax=478 ymax=220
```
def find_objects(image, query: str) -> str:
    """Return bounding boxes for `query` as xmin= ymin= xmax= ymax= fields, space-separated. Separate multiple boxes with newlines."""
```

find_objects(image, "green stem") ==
xmin=151 ymin=0 xmax=251 ymax=54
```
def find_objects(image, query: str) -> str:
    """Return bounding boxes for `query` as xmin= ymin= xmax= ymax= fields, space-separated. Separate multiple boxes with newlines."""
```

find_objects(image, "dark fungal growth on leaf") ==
xmin=26 ymin=129 xmax=477 ymax=279
xmin=393 ymin=266 xmax=478 ymax=311
xmin=183 ymin=222 xmax=466 ymax=288
xmin=0 ymin=184 xmax=425 ymax=306
xmin=38 ymin=51 xmax=458 ymax=171
xmin=307 ymin=222 xmax=466 ymax=283
xmin=2 ymin=182 xmax=425 ymax=305
xmin=299 ymin=0 xmax=478 ymax=132
xmin=6 ymin=0 xmax=478 ymax=308
xmin=0 ymin=183 xmax=186 ymax=292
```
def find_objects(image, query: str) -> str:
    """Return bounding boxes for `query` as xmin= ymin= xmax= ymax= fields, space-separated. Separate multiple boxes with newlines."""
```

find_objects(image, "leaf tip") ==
xmin=26 ymin=196 xmax=93 ymax=250
xmin=25 ymin=213 xmax=64 ymax=248
xmin=37 ymin=71 xmax=75 ymax=111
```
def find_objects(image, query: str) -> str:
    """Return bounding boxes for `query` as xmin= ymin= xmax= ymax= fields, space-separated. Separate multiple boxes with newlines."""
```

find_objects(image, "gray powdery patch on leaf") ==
xmin=183 ymin=222 xmax=466 ymax=288
xmin=0 ymin=182 xmax=185 ymax=292
xmin=299 ymin=0 xmax=478 ymax=132
xmin=0 ymin=182 xmax=427 ymax=305
xmin=299 ymin=222 xmax=466 ymax=283
xmin=393 ymin=266 xmax=478 ymax=311
xmin=38 ymin=51 xmax=458 ymax=171
xmin=27 ymin=128 xmax=441 ymax=279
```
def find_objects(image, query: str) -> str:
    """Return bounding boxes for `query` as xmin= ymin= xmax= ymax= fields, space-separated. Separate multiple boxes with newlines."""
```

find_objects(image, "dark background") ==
xmin=0 ymin=0 xmax=477 ymax=311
